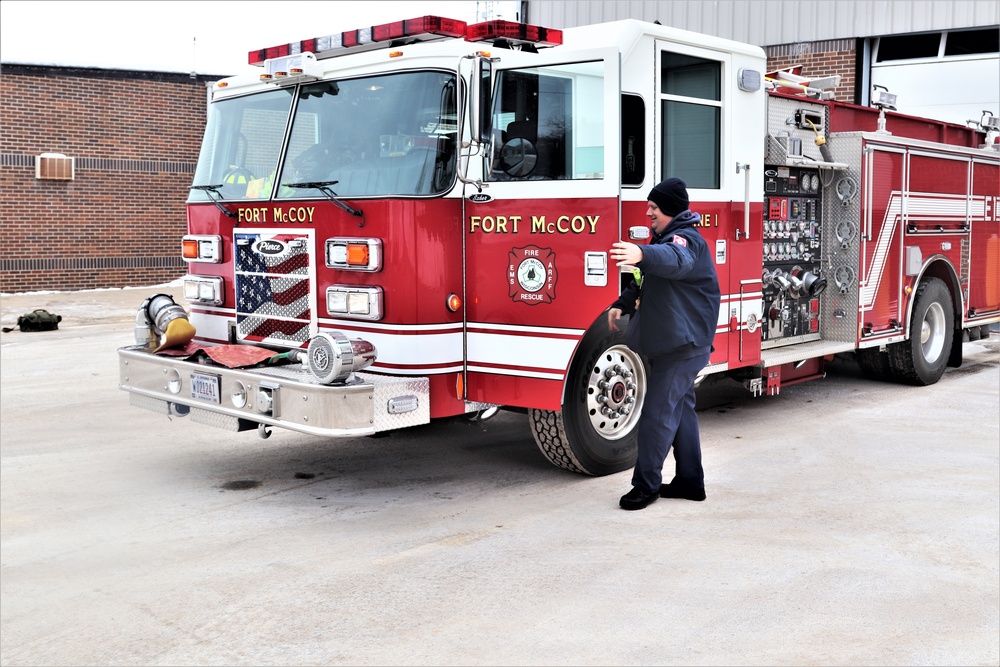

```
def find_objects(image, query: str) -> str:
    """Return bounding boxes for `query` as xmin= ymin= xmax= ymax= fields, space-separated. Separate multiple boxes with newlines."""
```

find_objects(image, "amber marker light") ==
xmin=389 ymin=51 xmax=404 ymax=58
xmin=346 ymin=243 xmax=370 ymax=266
xmin=447 ymin=293 xmax=462 ymax=312
xmin=182 ymin=239 xmax=200 ymax=259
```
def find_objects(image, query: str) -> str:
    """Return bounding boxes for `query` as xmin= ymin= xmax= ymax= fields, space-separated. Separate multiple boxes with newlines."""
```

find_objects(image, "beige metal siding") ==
xmin=526 ymin=1 xmax=1000 ymax=45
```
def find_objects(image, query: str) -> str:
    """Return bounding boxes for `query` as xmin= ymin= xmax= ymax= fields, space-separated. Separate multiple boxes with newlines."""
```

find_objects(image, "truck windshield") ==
xmin=189 ymin=70 xmax=458 ymax=202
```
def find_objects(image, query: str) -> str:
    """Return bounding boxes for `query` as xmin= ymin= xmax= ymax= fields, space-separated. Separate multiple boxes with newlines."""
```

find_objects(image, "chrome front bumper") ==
xmin=118 ymin=345 xmax=429 ymax=437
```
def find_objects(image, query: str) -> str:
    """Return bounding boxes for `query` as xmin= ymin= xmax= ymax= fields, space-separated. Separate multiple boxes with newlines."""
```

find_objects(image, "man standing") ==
xmin=607 ymin=177 xmax=721 ymax=510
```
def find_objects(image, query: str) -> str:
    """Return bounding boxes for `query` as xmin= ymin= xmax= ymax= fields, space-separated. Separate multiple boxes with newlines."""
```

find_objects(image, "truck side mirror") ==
xmin=469 ymin=55 xmax=493 ymax=144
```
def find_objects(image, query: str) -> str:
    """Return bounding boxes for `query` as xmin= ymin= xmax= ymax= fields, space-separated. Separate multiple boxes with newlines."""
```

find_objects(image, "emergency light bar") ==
xmin=248 ymin=15 xmax=562 ymax=67
xmin=249 ymin=15 xmax=468 ymax=66
xmin=465 ymin=20 xmax=562 ymax=47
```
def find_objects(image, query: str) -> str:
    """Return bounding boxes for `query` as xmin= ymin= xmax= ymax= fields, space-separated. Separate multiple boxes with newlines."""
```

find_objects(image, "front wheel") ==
xmin=887 ymin=276 xmax=954 ymax=385
xmin=529 ymin=321 xmax=646 ymax=475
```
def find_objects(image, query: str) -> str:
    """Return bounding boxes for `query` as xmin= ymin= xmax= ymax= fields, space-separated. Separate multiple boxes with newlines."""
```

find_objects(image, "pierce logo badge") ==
xmin=253 ymin=238 xmax=287 ymax=256
xmin=468 ymin=193 xmax=493 ymax=203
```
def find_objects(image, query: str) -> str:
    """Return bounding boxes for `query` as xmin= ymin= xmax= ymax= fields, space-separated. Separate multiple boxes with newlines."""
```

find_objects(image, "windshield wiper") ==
xmin=190 ymin=184 xmax=236 ymax=218
xmin=287 ymin=181 xmax=364 ymax=218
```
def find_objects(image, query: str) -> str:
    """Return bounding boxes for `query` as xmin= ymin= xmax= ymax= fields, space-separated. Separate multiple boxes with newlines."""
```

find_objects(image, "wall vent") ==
xmin=36 ymin=153 xmax=75 ymax=180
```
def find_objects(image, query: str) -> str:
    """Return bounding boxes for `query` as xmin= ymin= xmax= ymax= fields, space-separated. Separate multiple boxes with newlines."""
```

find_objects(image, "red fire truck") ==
xmin=119 ymin=15 xmax=1000 ymax=476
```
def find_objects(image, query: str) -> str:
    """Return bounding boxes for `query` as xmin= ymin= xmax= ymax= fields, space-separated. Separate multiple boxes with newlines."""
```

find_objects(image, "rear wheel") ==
xmin=887 ymin=277 xmax=954 ymax=385
xmin=529 ymin=321 xmax=646 ymax=475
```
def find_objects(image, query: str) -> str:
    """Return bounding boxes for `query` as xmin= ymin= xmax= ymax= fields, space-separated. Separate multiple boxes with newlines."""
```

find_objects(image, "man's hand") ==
xmin=610 ymin=241 xmax=643 ymax=267
xmin=608 ymin=307 xmax=624 ymax=332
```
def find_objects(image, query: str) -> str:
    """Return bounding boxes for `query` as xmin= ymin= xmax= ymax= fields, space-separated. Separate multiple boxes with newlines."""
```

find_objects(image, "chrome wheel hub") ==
xmin=586 ymin=345 xmax=645 ymax=440
xmin=920 ymin=302 xmax=946 ymax=363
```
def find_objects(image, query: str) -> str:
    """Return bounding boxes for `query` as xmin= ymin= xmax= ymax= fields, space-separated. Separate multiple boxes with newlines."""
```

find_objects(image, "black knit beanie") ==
xmin=648 ymin=177 xmax=689 ymax=216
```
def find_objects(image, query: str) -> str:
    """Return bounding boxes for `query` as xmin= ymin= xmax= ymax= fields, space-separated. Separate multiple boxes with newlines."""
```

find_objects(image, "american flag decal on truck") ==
xmin=234 ymin=231 xmax=313 ymax=344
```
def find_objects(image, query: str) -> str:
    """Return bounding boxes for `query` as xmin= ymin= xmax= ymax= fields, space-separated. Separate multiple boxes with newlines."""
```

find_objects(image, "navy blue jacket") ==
xmin=611 ymin=210 xmax=721 ymax=359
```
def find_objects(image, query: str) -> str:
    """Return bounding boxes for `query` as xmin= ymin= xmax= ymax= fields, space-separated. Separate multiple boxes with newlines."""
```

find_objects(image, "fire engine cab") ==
xmin=118 ymin=15 xmax=1000 ymax=476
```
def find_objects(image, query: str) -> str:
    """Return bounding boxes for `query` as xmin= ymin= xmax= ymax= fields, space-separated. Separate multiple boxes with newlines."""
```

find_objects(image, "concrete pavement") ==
xmin=1 ymin=285 xmax=998 ymax=666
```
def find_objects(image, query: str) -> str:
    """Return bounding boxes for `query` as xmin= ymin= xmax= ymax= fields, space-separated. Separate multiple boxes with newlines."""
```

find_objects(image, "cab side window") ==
xmin=622 ymin=93 xmax=645 ymax=187
xmin=488 ymin=61 xmax=605 ymax=181
xmin=660 ymin=51 xmax=721 ymax=189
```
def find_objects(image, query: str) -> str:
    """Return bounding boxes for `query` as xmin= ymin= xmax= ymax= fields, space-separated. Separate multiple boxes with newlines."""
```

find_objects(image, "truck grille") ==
xmin=234 ymin=231 xmax=312 ymax=345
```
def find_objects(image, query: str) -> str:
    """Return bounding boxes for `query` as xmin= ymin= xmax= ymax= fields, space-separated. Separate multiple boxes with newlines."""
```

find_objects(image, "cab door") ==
xmin=463 ymin=47 xmax=622 ymax=410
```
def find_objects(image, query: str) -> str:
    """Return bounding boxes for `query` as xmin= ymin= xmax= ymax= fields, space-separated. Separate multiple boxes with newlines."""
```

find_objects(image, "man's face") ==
xmin=646 ymin=201 xmax=673 ymax=234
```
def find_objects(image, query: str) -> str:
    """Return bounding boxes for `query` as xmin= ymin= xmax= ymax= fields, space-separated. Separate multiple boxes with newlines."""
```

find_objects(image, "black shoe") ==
xmin=659 ymin=477 xmax=706 ymax=501
xmin=619 ymin=487 xmax=659 ymax=510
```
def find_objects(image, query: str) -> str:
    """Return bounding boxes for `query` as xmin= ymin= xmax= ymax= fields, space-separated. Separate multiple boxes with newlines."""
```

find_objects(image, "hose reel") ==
xmin=306 ymin=331 xmax=376 ymax=385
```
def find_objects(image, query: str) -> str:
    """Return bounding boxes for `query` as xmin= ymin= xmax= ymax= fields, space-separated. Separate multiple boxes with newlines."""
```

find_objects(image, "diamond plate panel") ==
xmin=766 ymin=96 xmax=830 ymax=165
xmin=129 ymin=392 xmax=171 ymax=415
xmin=822 ymin=132 xmax=864 ymax=343
xmin=234 ymin=231 xmax=313 ymax=345
xmin=190 ymin=408 xmax=247 ymax=431
xmin=761 ymin=339 xmax=858 ymax=367
xmin=371 ymin=376 xmax=431 ymax=432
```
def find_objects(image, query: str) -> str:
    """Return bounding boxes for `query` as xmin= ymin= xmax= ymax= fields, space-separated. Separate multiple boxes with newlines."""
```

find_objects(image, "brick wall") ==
xmin=0 ymin=65 xmax=220 ymax=293
xmin=766 ymin=39 xmax=859 ymax=103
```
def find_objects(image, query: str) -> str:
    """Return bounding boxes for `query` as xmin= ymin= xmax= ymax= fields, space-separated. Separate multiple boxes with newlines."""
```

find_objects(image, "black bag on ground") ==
xmin=2 ymin=309 xmax=62 ymax=333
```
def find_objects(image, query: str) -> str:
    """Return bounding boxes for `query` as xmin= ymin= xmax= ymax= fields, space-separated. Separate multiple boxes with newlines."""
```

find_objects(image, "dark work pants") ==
xmin=631 ymin=350 xmax=710 ymax=493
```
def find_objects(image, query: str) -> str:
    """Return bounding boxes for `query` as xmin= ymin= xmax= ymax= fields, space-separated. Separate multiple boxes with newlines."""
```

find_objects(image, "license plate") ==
xmin=190 ymin=372 xmax=221 ymax=404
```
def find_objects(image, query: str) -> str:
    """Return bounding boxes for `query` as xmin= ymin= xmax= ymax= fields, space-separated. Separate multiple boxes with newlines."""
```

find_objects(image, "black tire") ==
xmin=528 ymin=320 xmax=646 ymax=475
xmin=855 ymin=346 xmax=897 ymax=382
xmin=887 ymin=277 xmax=954 ymax=386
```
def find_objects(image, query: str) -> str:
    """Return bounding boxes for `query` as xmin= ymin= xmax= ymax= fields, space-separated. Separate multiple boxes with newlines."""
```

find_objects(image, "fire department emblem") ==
xmin=509 ymin=245 xmax=557 ymax=305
